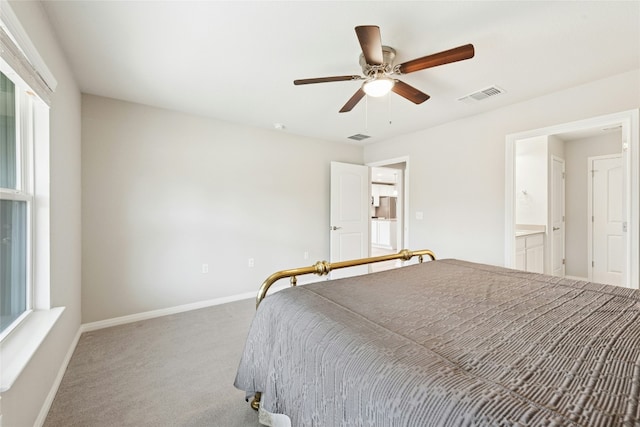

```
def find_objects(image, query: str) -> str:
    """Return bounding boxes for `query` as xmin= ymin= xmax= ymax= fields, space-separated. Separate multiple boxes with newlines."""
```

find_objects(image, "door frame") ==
xmin=588 ymin=153 xmax=624 ymax=284
xmin=505 ymin=109 xmax=639 ymax=289
xmin=367 ymin=156 xmax=410 ymax=252
xmin=550 ymin=155 xmax=566 ymax=277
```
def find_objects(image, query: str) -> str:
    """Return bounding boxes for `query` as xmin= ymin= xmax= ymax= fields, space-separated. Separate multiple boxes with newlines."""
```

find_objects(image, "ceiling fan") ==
xmin=293 ymin=25 xmax=475 ymax=113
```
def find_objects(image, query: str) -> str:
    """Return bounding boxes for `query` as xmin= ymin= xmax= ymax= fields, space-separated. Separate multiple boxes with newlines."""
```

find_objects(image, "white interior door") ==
xmin=330 ymin=161 xmax=369 ymax=278
xmin=551 ymin=157 xmax=565 ymax=276
xmin=590 ymin=155 xmax=625 ymax=286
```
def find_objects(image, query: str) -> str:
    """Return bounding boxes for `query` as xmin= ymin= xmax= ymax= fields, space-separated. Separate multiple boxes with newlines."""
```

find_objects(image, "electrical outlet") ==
xmin=201 ymin=264 xmax=209 ymax=274
xmin=248 ymin=258 xmax=254 ymax=268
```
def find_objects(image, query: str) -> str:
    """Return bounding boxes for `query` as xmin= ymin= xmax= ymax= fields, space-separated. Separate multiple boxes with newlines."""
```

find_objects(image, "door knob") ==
xmin=330 ymin=226 xmax=342 ymax=231
xmin=553 ymin=227 xmax=560 ymax=231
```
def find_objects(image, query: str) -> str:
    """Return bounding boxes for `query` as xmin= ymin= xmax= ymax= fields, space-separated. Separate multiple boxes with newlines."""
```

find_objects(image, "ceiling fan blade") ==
xmin=355 ymin=25 xmax=384 ymax=65
xmin=398 ymin=44 xmax=475 ymax=74
xmin=391 ymin=80 xmax=430 ymax=104
xmin=339 ymin=88 xmax=366 ymax=113
xmin=294 ymin=75 xmax=362 ymax=85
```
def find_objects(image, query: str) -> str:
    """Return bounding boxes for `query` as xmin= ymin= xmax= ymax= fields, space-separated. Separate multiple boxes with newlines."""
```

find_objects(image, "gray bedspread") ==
xmin=234 ymin=259 xmax=640 ymax=426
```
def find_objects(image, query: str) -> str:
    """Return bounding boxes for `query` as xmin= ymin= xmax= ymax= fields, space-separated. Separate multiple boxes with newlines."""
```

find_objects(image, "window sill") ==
xmin=0 ymin=307 xmax=65 ymax=392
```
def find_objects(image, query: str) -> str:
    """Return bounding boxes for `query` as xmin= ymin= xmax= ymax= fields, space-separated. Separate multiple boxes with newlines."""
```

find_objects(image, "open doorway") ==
xmin=368 ymin=160 xmax=408 ymax=272
xmin=329 ymin=159 xmax=409 ymax=277
xmin=505 ymin=110 xmax=639 ymax=289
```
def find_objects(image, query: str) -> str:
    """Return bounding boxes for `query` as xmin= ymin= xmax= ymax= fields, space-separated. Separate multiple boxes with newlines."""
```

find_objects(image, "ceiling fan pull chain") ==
xmin=388 ymin=92 xmax=393 ymax=125
xmin=365 ymin=95 xmax=369 ymax=131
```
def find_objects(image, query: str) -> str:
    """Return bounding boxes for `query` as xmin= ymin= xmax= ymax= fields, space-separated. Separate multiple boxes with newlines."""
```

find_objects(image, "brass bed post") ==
xmin=249 ymin=249 xmax=435 ymax=411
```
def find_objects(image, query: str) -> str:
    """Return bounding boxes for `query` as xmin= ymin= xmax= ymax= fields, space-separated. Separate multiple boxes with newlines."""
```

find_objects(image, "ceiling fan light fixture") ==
xmin=363 ymin=77 xmax=394 ymax=97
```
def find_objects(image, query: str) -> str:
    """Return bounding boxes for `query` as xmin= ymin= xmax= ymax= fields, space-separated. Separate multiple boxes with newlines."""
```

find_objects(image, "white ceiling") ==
xmin=41 ymin=1 xmax=640 ymax=145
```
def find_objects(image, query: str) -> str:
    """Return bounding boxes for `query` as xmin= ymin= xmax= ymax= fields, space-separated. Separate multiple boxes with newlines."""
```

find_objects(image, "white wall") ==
xmin=82 ymin=95 xmax=362 ymax=323
xmin=363 ymin=70 xmax=640 ymax=267
xmin=565 ymin=131 xmax=622 ymax=277
xmin=515 ymin=136 xmax=547 ymax=226
xmin=1 ymin=2 xmax=82 ymax=426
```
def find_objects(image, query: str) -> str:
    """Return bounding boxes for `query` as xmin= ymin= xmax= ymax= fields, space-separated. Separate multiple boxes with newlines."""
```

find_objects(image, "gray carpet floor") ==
xmin=44 ymin=298 xmax=261 ymax=427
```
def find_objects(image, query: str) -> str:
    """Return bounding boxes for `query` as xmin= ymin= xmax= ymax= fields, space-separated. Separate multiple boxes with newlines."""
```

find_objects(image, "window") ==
xmin=0 ymin=2 xmax=60 ymax=393
xmin=0 ymin=69 xmax=33 ymax=337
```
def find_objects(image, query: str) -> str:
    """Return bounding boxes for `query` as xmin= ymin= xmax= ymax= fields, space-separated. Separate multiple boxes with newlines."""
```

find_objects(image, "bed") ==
xmin=234 ymin=250 xmax=640 ymax=426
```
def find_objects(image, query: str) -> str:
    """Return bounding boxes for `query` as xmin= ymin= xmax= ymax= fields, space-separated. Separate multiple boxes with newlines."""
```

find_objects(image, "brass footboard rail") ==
xmin=249 ymin=248 xmax=435 ymax=411
xmin=255 ymin=248 xmax=435 ymax=308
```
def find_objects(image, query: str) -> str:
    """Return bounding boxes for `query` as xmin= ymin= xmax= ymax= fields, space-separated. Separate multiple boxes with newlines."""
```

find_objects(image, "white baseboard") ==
xmin=81 ymin=279 xmax=326 ymax=333
xmin=81 ymin=291 xmax=257 ymax=332
xmin=34 ymin=327 xmax=82 ymax=427
xmin=565 ymin=275 xmax=589 ymax=281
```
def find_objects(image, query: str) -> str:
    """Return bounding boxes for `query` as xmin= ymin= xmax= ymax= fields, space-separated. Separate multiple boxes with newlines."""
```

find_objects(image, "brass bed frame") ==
xmin=250 ymin=248 xmax=436 ymax=410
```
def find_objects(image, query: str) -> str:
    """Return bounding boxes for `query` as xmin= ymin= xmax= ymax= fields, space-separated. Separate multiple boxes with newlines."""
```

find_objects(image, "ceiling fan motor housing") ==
xmin=360 ymin=46 xmax=397 ymax=77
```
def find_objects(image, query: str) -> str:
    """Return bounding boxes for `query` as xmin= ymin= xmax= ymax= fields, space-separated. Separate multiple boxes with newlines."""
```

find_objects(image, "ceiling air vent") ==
xmin=348 ymin=133 xmax=371 ymax=141
xmin=458 ymin=86 xmax=505 ymax=103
